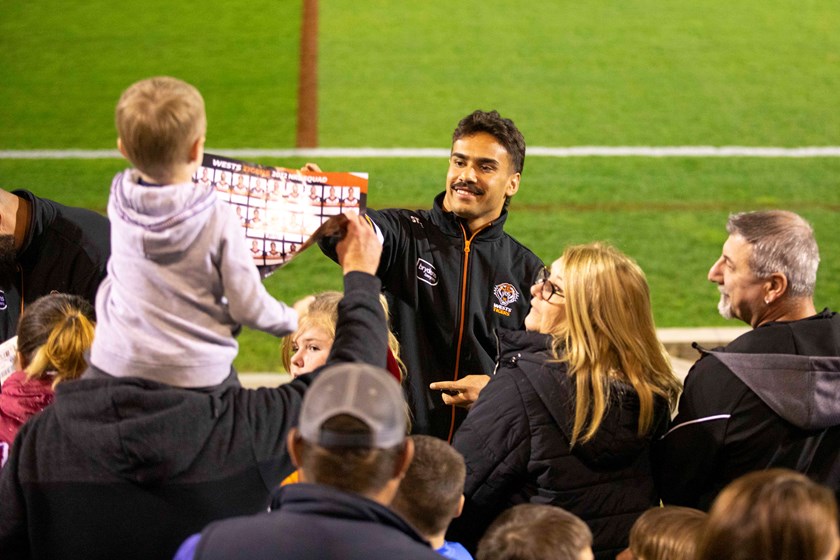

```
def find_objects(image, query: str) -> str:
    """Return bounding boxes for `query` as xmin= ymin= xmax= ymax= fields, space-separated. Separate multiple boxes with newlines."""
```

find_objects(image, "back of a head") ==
xmin=558 ymin=242 xmax=680 ymax=445
xmin=726 ymin=210 xmax=819 ymax=298
xmin=296 ymin=363 xmax=407 ymax=496
xmin=696 ymin=469 xmax=840 ymax=560
xmin=452 ymin=110 xmax=526 ymax=174
xmin=629 ymin=506 xmax=707 ymax=560
xmin=477 ymin=504 xmax=593 ymax=560
xmin=17 ymin=293 xmax=95 ymax=388
xmin=391 ymin=435 xmax=466 ymax=538
xmin=115 ymin=76 xmax=206 ymax=182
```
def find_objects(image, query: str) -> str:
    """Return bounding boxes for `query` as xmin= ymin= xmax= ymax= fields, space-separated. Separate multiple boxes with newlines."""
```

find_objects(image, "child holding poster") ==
xmin=90 ymin=76 xmax=297 ymax=388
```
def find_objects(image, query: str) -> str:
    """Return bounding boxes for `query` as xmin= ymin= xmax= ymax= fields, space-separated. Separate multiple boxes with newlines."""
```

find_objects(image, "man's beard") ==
xmin=717 ymin=290 xmax=734 ymax=320
xmin=0 ymin=235 xmax=16 ymax=272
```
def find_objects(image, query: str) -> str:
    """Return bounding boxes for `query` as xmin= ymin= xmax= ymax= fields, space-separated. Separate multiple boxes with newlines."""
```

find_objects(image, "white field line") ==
xmin=2 ymin=146 xmax=840 ymax=159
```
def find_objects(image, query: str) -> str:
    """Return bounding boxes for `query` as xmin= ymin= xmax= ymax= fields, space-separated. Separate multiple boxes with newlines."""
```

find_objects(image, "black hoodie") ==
xmin=0 ymin=271 xmax=386 ymax=560
xmin=654 ymin=309 xmax=840 ymax=510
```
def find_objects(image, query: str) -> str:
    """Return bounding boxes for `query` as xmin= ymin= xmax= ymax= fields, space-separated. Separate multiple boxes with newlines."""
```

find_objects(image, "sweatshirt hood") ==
xmin=497 ymin=329 xmax=668 ymax=468
xmin=111 ymin=170 xmax=217 ymax=261
xmin=706 ymin=349 xmax=840 ymax=430
xmin=0 ymin=370 xmax=54 ymax=422
xmin=51 ymin=368 xmax=237 ymax=483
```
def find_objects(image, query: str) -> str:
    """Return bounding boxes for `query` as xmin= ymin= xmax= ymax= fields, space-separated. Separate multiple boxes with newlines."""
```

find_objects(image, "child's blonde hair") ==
xmin=115 ymin=76 xmax=206 ymax=182
xmin=629 ymin=506 xmax=707 ymax=560
xmin=281 ymin=291 xmax=406 ymax=380
xmin=17 ymin=293 xmax=96 ymax=389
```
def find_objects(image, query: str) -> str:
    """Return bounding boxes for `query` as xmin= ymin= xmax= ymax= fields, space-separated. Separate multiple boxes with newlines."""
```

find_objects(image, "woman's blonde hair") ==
xmin=281 ymin=291 xmax=405 ymax=380
xmin=551 ymin=243 xmax=681 ymax=445
xmin=17 ymin=293 xmax=96 ymax=389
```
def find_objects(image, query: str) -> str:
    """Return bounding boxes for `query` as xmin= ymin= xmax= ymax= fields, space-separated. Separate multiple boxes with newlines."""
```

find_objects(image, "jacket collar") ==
xmin=272 ymin=483 xmax=431 ymax=546
xmin=12 ymin=189 xmax=50 ymax=260
xmin=429 ymin=192 xmax=509 ymax=240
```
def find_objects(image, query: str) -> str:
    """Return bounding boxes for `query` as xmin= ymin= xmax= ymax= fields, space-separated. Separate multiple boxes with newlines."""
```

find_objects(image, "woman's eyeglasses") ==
xmin=534 ymin=267 xmax=565 ymax=303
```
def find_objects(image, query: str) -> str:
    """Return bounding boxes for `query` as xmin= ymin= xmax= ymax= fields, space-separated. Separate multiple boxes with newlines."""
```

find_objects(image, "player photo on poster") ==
xmin=192 ymin=153 xmax=368 ymax=276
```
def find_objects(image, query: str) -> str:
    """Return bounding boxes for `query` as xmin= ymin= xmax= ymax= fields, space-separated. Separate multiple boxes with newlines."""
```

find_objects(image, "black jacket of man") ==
xmin=0 ymin=190 xmax=110 ymax=341
xmin=321 ymin=193 xmax=542 ymax=439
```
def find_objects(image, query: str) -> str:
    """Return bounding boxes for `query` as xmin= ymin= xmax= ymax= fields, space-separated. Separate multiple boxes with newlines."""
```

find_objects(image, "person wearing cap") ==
xmin=174 ymin=363 xmax=442 ymax=560
xmin=0 ymin=215 xmax=388 ymax=560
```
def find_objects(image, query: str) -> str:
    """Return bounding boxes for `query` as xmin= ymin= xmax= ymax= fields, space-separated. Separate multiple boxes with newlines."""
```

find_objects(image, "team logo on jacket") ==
xmin=0 ymin=291 xmax=6 ymax=311
xmin=416 ymin=258 xmax=438 ymax=286
xmin=492 ymin=283 xmax=519 ymax=316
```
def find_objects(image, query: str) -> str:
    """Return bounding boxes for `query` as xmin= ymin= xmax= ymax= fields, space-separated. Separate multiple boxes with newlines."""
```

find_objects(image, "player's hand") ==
xmin=336 ymin=214 xmax=381 ymax=275
xmin=430 ymin=375 xmax=490 ymax=409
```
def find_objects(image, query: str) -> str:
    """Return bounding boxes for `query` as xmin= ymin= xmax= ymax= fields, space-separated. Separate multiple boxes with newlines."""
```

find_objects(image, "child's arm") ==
xmin=217 ymin=207 xmax=297 ymax=337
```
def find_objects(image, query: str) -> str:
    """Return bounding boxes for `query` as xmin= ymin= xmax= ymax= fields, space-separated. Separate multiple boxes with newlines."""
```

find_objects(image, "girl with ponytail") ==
xmin=0 ymin=293 xmax=95 ymax=464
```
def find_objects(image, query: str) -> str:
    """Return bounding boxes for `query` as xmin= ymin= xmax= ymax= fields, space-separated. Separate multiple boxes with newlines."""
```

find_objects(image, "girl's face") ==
xmin=289 ymin=326 xmax=333 ymax=377
xmin=524 ymin=258 xmax=567 ymax=334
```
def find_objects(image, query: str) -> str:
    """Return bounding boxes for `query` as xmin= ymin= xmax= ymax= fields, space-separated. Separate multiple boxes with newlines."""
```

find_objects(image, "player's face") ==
xmin=525 ymin=259 xmax=567 ymax=334
xmin=443 ymin=132 xmax=520 ymax=233
xmin=289 ymin=326 xmax=333 ymax=377
xmin=708 ymin=234 xmax=767 ymax=326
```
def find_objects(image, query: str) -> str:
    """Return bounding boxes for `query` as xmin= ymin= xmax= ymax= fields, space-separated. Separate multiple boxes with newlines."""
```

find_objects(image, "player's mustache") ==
xmin=450 ymin=181 xmax=483 ymax=195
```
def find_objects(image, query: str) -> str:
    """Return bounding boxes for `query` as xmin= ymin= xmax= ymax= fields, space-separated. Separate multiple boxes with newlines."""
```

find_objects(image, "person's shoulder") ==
xmin=438 ymin=541 xmax=475 ymax=560
xmin=501 ymin=230 xmax=540 ymax=259
xmin=368 ymin=206 xmax=430 ymax=223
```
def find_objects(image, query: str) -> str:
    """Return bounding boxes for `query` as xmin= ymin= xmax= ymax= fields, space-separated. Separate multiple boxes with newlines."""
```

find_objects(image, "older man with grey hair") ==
xmin=654 ymin=210 xmax=840 ymax=510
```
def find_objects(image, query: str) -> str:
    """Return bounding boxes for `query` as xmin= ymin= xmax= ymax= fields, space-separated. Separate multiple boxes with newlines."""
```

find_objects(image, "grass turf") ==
xmin=2 ymin=1 xmax=839 ymax=371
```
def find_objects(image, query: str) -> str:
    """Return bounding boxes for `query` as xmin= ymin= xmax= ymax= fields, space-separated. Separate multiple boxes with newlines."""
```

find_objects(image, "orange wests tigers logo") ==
xmin=492 ymin=283 xmax=519 ymax=316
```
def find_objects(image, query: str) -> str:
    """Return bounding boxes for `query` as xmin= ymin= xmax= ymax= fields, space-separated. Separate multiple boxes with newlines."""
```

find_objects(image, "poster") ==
xmin=193 ymin=153 xmax=368 ymax=276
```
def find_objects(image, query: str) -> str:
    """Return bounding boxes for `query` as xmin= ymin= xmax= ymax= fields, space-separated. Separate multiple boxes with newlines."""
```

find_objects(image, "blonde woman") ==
xmin=0 ymin=294 xmax=95 ymax=465
xmin=449 ymin=243 xmax=681 ymax=560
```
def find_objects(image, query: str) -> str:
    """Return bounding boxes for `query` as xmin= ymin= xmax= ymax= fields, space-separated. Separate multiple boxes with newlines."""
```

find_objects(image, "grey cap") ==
xmin=298 ymin=363 xmax=406 ymax=448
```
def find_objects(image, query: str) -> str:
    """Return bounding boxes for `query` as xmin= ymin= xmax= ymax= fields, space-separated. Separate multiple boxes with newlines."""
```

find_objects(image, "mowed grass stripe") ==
xmin=4 ymin=147 xmax=840 ymax=160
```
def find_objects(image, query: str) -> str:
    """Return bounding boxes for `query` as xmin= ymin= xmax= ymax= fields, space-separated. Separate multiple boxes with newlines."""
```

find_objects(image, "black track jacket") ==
xmin=321 ymin=193 xmax=542 ymax=439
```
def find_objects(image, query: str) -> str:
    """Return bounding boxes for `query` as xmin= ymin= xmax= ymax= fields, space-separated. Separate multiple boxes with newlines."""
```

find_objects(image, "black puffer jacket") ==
xmin=449 ymin=330 xmax=670 ymax=560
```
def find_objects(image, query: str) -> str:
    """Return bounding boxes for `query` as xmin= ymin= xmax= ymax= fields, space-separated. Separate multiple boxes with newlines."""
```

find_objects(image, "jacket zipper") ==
xmin=448 ymin=221 xmax=490 ymax=442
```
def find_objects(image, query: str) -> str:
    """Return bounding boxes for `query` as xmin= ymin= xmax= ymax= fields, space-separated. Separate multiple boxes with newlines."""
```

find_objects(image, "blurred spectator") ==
xmin=476 ymin=504 xmax=593 ymax=560
xmin=696 ymin=469 xmax=840 ymax=560
xmin=391 ymin=435 xmax=473 ymax=560
xmin=0 ymin=294 xmax=94 ymax=467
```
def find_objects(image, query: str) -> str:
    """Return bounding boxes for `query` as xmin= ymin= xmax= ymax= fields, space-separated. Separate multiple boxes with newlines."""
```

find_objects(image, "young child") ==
xmin=0 ymin=293 xmax=95 ymax=466
xmin=617 ymin=506 xmax=706 ymax=560
xmin=391 ymin=435 xmax=473 ymax=560
xmin=476 ymin=504 xmax=593 ymax=560
xmin=90 ymin=76 xmax=297 ymax=387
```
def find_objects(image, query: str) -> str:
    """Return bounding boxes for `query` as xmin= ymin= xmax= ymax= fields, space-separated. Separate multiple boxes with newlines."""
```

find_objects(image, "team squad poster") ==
xmin=193 ymin=153 xmax=368 ymax=276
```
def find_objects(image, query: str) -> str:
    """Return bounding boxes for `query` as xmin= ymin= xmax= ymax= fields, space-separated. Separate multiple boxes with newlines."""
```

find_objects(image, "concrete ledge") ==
xmin=239 ymin=327 xmax=752 ymax=388
xmin=658 ymin=326 xmax=750 ymax=361
xmin=239 ymin=372 xmax=292 ymax=389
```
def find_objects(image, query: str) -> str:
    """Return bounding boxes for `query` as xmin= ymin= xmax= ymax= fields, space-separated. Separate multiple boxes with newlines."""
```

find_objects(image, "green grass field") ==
xmin=2 ymin=1 xmax=839 ymax=372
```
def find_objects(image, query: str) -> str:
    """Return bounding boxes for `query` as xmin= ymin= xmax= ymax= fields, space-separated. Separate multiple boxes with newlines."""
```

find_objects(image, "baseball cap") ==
xmin=298 ymin=363 xmax=406 ymax=448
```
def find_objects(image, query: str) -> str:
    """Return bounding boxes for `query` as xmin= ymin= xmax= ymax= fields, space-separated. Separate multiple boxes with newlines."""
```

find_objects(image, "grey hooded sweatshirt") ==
xmin=90 ymin=170 xmax=297 ymax=387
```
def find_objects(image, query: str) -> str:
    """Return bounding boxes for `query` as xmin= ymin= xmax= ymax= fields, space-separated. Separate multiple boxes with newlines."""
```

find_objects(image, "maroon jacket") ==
xmin=0 ymin=370 xmax=54 ymax=466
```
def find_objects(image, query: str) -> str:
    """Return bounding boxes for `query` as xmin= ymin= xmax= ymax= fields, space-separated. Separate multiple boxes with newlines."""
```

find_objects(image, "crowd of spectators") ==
xmin=0 ymin=77 xmax=838 ymax=559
